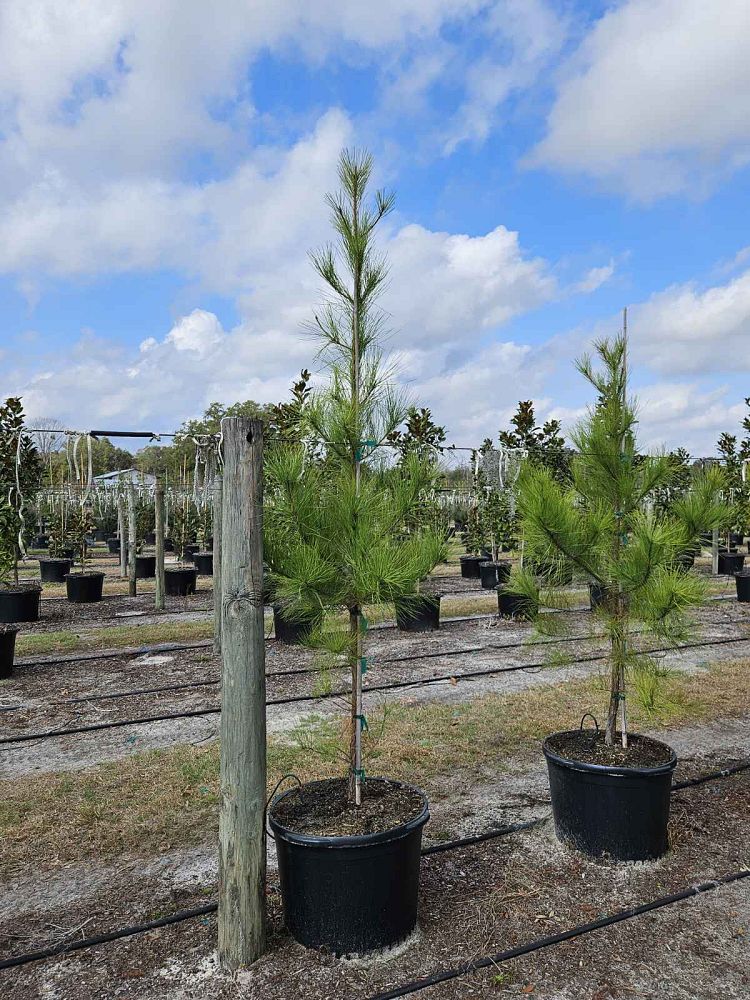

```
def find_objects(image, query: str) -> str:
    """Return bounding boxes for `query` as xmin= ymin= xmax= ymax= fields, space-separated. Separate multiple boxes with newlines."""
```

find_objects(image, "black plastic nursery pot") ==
xmin=0 ymin=584 xmax=41 ymax=623
xmin=165 ymin=566 xmax=197 ymax=597
xmin=65 ymin=572 xmax=105 ymax=604
xmin=38 ymin=557 xmax=73 ymax=584
xmin=107 ymin=537 xmax=121 ymax=554
xmin=94 ymin=529 xmax=108 ymax=542
xmin=33 ymin=534 xmax=49 ymax=549
xmin=268 ymin=778 xmax=429 ymax=956
xmin=135 ymin=555 xmax=156 ymax=579
xmin=459 ymin=554 xmax=484 ymax=579
xmin=164 ymin=538 xmax=174 ymax=553
xmin=730 ymin=532 xmax=744 ymax=546
xmin=394 ymin=594 xmax=440 ymax=632
xmin=193 ymin=551 xmax=213 ymax=576
xmin=718 ymin=551 xmax=745 ymax=575
xmin=479 ymin=560 xmax=511 ymax=590
xmin=273 ymin=605 xmax=322 ymax=645
xmin=182 ymin=544 xmax=200 ymax=563
xmin=543 ymin=731 xmax=677 ymax=861
xmin=735 ymin=571 xmax=750 ymax=603
xmin=0 ymin=625 xmax=18 ymax=679
xmin=589 ymin=582 xmax=608 ymax=610
xmin=145 ymin=531 xmax=156 ymax=546
xmin=496 ymin=586 xmax=537 ymax=620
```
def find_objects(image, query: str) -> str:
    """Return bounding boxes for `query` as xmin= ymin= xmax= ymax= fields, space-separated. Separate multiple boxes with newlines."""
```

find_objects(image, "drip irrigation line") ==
xmin=0 ymin=760 xmax=747 ymax=971
xmin=671 ymin=757 xmax=750 ymax=790
xmin=4 ymin=633 xmax=750 ymax=747
xmin=0 ymin=903 xmax=217 ymax=972
xmin=367 ymin=870 xmax=750 ymax=1000
xmin=13 ymin=630 xmax=605 ymax=710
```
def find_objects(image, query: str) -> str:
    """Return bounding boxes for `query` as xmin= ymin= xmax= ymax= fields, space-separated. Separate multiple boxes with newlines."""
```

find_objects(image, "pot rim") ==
xmin=543 ymin=730 xmax=677 ymax=777
xmin=0 ymin=624 xmax=20 ymax=636
xmin=268 ymin=777 xmax=430 ymax=849
xmin=0 ymin=582 xmax=42 ymax=594
xmin=165 ymin=565 xmax=198 ymax=574
xmin=64 ymin=571 xmax=105 ymax=580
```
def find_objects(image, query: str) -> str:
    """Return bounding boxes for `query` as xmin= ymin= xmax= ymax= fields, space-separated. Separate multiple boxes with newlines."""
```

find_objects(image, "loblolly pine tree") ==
xmin=264 ymin=149 xmax=446 ymax=805
xmin=509 ymin=336 xmax=729 ymax=749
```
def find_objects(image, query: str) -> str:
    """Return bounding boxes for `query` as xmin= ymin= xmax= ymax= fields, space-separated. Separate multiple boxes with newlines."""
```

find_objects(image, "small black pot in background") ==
xmin=543 ymin=730 xmax=676 ymax=861
xmin=65 ymin=572 xmax=105 ymax=604
xmin=164 ymin=538 xmax=174 ymax=553
xmin=145 ymin=531 xmax=156 ymax=546
xmin=193 ymin=551 xmax=213 ymax=576
xmin=94 ymin=529 xmax=108 ymax=543
xmin=729 ymin=532 xmax=744 ymax=547
xmin=459 ymin=554 xmax=485 ymax=579
xmin=479 ymin=560 xmax=511 ymax=590
xmin=165 ymin=566 xmax=197 ymax=596
xmin=268 ymin=778 xmax=429 ymax=956
xmin=735 ymin=571 xmax=750 ymax=603
xmin=496 ymin=585 xmax=537 ymax=620
xmin=0 ymin=585 xmax=41 ymax=623
xmin=135 ymin=555 xmax=156 ymax=579
xmin=0 ymin=625 xmax=19 ymax=679
xmin=394 ymin=594 xmax=440 ymax=632
xmin=182 ymin=544 xmax=200 ymax=563
xmin=107 ymin=537 xmax=120 ymax=555
xmin=33 ymin=534 xmax=50 ymax=549
xmin=718 ymin=551 xmax=745 ymax=575
xmin=38 ymin=558 xmax=73 ymax=584
xmin=273 ymin=605 xmax=322 ymax=644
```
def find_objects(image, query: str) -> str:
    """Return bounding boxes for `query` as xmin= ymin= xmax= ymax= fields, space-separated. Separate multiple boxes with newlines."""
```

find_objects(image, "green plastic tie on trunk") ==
xmin=355 ymin=714 xmax=368 ymax=732
xmin=360 ymin=613 xmax=369 ymax=633
xmin=352 ymin=767 xmax=366 ymax=779
xmin=360 ymin=656 xmax=368 ymax=674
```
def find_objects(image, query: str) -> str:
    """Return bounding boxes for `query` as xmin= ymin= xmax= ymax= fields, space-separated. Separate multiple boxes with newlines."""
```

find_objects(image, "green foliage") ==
xmin=499 ymin=399 xmax=570 ymax=483
xmin=511 ymin=336 xmax=731 ymax=746
xmin=47 ymin=504 xmax=73 ymax=558
xmin=68 ymin=504 xmax=95 ymax=567
xmin=387 ymin=407 xmax=446 ymax=463
xmin=717 ymin=429 xmax=749 ymax=532
xmin=172 ymin=499 xmax=199 ymax=556
xmin=265 ymin=149 xmax=447 ymax=798
xmin=0 ymin=398 xmax=42 ymax=585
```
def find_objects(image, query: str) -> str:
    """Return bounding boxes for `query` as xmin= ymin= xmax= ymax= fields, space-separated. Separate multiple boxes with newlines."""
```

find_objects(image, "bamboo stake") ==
xmin=155 ymin=481 xmax=166 ymax=611
xmin=127 ymin=482 xmax=137 ymax=597
xmin=213 ymin=474 xmax=223 ymax=655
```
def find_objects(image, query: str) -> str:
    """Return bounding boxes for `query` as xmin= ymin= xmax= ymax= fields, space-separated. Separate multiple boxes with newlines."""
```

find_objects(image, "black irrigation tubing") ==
xmin=4 ymin=633 xmax=750 ymax=748
xmin=2 ymin=761 xmax=748 ymax=974
xmin=368 ymin=870 xmax=750 ymax=1000
xmin=18 ymin=630 xmax=607 ymax=710
xmin=0 ymin=904 xmax=218 ymax=973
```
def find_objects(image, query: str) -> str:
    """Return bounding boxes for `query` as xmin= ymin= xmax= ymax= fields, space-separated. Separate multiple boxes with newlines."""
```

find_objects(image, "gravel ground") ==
xmin=1 ymin=738 xmax=748 ymax=1000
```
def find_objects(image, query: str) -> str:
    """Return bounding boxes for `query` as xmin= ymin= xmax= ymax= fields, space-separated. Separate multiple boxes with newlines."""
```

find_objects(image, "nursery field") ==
xmin=1 ymin=542 xmax=750 ymax=999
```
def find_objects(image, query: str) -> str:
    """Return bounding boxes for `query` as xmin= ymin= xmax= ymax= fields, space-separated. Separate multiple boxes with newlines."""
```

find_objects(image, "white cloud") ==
xmin=166 ymin=310 xmax=225 ymax=355
xmin=630 ymin=269 xmax=750 ymax=374
xmin=574 ymin=262 xmax=614 ymax=294
xmin=442 ymin=0 xmax=567 ymax=153
xmin=529 ymin=0 xmax=750 ymax=199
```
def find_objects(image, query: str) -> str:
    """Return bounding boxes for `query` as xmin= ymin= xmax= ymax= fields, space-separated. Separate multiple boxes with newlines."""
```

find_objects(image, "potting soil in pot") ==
xmin=271 ymin=777 xmax=424 ymax=837
xmin=545 ymin=729 xmax=674 ymax=768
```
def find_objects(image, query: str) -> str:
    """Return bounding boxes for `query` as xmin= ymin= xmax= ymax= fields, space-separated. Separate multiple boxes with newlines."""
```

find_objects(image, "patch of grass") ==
xmin=15 ymin=619 xmax=220 ymax=656
xmin=1 ymin=657 xmax=748 ymax=877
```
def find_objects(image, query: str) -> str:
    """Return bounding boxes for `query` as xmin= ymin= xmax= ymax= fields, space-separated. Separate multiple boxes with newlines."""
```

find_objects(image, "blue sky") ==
xmin=0 ymin=0 xmax=749 ymax=453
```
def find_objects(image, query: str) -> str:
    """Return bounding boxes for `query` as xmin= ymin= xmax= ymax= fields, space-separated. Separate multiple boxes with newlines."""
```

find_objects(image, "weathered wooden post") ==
xmin=213 ymin=474 xmax=223 ymax=655
xmin=117 ymin=493 xmax=127 ymax=579
xmin=127 ymin=482 xmax=138 ymax=597
xmin=712 ymin=526 xmax=719 ymax=576
xmin=218 ymin=417 xmax=266 ymax=968
xmin=155 ymin=481 xmax=166 ymax=611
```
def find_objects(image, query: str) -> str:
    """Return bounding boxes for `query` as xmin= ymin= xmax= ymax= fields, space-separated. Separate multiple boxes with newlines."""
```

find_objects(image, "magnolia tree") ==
xmin=264 ymin=150 xmax=446 ymax=805
xmin=0 ymin=399 xmax=42 ymax=586
xmin=510 ymin=337 xmax=728 ymax=748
